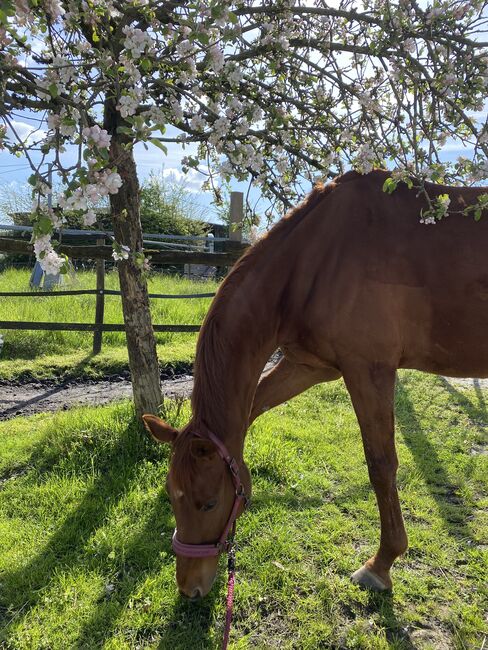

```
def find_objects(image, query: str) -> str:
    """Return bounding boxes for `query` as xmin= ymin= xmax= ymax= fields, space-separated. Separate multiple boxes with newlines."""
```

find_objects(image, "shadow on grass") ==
xmin=439 ymin=377 xmax=488 ymax=435
xmin=74 ymin=483 xmax=224 ymax=649
xmin=365 ymin=591 xmax=416 ymax=650
xmin=0 ymin=353 xmax=96 ymax=420
xmin=72 ymin=486 xmax=218 ymax=650
xmin=155 ymin=588 xmax=223 ymax=650
xmin=395 ymin=378 xmax=474 ymax=538
xmin=0 ymin=416 xmax=156 ymax=640
xmin=1 ymin=411 xmax=225 ymax=649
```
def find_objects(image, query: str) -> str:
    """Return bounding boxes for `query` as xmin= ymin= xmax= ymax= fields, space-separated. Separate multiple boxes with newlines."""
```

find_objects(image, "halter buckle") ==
xmin=229 ymin=457 xmax=240 ymax=476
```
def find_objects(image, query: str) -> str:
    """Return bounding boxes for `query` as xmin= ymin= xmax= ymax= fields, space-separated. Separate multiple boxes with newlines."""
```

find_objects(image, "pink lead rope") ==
xmin=222 ymin=546 xmax=236 ymax=650
xmin=222 ymin=532 xmax=236 ymax=650
xmin=171 ymin=426 xmax=248 ymax=650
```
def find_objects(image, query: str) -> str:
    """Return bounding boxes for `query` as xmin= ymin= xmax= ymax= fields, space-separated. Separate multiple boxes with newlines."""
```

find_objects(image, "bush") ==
xmin=139 ymin=172 xmax=210 ymax=236
xmin=1 ymin=173 xmax=210 ymax=237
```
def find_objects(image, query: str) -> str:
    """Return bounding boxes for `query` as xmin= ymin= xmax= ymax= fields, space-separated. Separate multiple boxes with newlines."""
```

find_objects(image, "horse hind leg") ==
xmin=342 ymin=361 xmax=407 ymax=591
xmin=249 ymin=356 xmax=341 ymax=424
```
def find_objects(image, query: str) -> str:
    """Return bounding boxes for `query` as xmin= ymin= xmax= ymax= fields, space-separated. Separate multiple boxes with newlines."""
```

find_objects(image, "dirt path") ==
xmin=1 ymin=371 xmax=487 ymax=421
xmin=0 ymin=375 xmax=194 ymax=420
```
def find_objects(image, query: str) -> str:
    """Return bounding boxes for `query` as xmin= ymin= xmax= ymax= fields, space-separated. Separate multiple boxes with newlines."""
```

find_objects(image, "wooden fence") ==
xmin=0 ymin=193 xmax=247 ymax=354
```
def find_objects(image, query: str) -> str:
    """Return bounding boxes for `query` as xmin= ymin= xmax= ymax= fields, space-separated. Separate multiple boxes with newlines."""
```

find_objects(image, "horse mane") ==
xmin=171 ymin=172 xmax=356 ymax=486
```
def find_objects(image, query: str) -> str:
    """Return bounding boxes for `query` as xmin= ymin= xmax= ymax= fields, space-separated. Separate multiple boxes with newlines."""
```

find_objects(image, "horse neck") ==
xmin=191 ymin=268 xmax=279 ymax=459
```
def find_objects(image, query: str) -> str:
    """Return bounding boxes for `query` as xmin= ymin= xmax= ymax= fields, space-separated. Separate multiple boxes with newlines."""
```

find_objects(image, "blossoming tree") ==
xmin=1 ymin=0 xmax=488 ymax=415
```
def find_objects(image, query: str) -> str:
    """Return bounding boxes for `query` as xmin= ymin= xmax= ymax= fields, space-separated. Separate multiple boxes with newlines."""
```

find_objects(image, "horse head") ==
xmin=143 ymin=414 xmax=251 ymax=599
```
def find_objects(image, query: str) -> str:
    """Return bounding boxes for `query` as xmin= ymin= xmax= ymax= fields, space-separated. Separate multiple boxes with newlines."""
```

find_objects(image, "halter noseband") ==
xmin=171 ymin=427 xmax=248 ymax=558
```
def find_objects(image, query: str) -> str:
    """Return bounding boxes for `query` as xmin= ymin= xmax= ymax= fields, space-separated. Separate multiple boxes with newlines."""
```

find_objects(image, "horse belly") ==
xmin=402 ymin=289 xmax=488 ymax=378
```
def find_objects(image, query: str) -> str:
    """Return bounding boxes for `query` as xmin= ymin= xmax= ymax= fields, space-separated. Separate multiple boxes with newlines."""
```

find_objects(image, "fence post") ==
xmin=93 ymin=237 xmax=105 ymax=355
xmin=229 ymin=191 xmax=243 ymax=243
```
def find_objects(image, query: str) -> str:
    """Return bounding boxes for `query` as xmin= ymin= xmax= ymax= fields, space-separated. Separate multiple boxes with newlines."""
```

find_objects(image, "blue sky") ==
xmin=0 ymin=111 xmax=480 ymax=228
xmin=0 ymin=119 xmax=229 ymax=219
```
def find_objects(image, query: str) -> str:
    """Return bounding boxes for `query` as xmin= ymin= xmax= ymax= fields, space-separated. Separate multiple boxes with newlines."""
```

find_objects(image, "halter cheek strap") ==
xmin=171 ymin=427 xmax=248 ymax=558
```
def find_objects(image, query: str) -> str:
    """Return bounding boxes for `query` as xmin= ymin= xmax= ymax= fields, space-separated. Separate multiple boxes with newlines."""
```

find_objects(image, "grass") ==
xmin=0 ymin=269 xmax=219 ymax=381
xmin=0 ymin=371 xmax=486 ymax=649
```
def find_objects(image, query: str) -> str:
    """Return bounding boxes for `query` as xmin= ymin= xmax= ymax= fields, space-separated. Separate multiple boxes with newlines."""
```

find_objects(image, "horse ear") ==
xmin=142 ymin=415 xmax=178 ymax=444
xmin=190 ymin=438 xmax=218 ymax=460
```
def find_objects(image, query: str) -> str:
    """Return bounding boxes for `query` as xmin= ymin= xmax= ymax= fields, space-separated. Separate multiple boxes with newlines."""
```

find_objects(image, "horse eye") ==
xmin=201 ymin=499 xmax=217 ymax=512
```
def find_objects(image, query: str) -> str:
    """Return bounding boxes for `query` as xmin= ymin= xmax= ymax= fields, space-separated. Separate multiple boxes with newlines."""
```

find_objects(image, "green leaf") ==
xmin=48 ymin=83 xmax=59 ymax=98
xmin=150 ymin=139 xmax=168 ymax=155
xmin=195 ymin=32 xmax=210 ymax=45
xmin=382 ymin=177 xmax=397 ymax=194
xmin=140 ymin=58 xmax=152 ymax=73
xmin=151 ymin=123 xmax=166 ymax=135
xmin=36 ymin=215 xmax=54 ymax=236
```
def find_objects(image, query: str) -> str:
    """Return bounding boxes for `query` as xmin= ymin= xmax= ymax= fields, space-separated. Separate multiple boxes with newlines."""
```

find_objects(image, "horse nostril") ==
xmin=190 ymin=587 xmax=202 ymax=600
xmin=179 ymin=587 xmax=203 ymax=600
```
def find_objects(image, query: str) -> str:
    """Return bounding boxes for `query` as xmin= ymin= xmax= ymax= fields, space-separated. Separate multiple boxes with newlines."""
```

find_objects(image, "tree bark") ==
xmin=105 ymin=102 xmax=162 ymax=418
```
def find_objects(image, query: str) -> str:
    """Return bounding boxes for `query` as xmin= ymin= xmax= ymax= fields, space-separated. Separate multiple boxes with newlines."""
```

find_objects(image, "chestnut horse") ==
xmin=144 ymin=169 xmax=488 ymax=598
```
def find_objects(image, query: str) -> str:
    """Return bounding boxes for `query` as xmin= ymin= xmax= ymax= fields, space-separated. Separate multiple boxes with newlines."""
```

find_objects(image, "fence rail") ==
xmin=0 ymin=289 xmax=216 ymax=298
xmin=0 ymin=321 xmax=200 ymax=333
xmin=0 ymin=237 xmax=245 ymax=266
xmin=0 ymin=223 xmax=231 ymax=242
xmin=0 ymin=192 xmax=245 ymax=354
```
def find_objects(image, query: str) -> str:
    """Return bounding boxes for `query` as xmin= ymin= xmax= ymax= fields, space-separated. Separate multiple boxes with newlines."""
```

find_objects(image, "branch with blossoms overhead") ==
xmin=1 ymin=0 xmax=488 ymax=274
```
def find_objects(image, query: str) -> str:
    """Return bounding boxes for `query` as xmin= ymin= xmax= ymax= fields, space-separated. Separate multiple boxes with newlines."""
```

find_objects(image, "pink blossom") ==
xmin=82 ymin=125 xmax=112 ymax=149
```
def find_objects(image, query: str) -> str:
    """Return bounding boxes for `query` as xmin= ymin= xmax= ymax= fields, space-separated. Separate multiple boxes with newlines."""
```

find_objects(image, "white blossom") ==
xmin=82 ymin=125 xmax=112 ymax=149
xmin=190 ymin=114 xmax=206 ymax=131
xmin=276 ymin=157 xmax=289 ymax=175
xmin=33 ymin=235 xmax=53 ymax=257
xmin=83 ymin=209 xmax=97 ymax=226
xmin=102 ymin=171 xmax=123 ymax=194
xmin=177 ymin=40 xmax=194 ymax=58
xmin=209 ymin=46 xmax=225 ymax=72
xmin=45 ymin=0 xmax=65 ymax=20
xmin=117 ymin=89 xmax=142 ymax=118
xmin=47 ymin=113 xmax=61 ymax=130
xmin=39 ymin=249 xmax=65 ymax=274
xmin=112 ymin=244 xmax=130 ymax=261
xmin=420 ymin=214 xmax=436 ymax=225
xmin=122 ymin=25 xmax=153 ymax=58
xmin=426 ymin=6 xmax=443 ymax=23
xmin=355 ymin=144 xmax=376 ymax=174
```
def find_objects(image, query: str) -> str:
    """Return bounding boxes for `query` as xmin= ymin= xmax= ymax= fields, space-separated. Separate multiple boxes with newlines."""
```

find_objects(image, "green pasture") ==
xmin=0 ymin=372 xmax=486 ymax=649
xmin=0 ymin=269 xmax=219 ymax=381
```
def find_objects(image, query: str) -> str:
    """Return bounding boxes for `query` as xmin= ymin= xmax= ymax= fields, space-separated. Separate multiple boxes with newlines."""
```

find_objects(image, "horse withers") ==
xmin=144 ymin=170 xmax=488 ymax=597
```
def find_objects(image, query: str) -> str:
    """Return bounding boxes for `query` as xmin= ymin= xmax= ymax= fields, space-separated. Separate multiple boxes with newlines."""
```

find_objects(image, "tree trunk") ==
xmin=105 ymin=103 xmax=162 ymax=418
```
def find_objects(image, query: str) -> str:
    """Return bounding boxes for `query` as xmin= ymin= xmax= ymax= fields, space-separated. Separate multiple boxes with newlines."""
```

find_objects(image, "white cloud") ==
xmin=7 ymin=120 xmax=46 ymax=146
xmin=160 ymin=167 xmax=206 ymax=192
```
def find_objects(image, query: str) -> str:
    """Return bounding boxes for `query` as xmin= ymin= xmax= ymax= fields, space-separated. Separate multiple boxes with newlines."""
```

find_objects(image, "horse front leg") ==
xmin=250 ymin=357 xmax=341 ymax=424
xmin=342 ymin=362 xmax=407 ymax=591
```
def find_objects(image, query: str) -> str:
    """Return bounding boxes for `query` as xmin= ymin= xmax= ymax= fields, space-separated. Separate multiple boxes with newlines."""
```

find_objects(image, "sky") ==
xmin=0 ymin=118 xmax=230 ymax=222
xmin=1 ymin=98 xmax=483 ymax=227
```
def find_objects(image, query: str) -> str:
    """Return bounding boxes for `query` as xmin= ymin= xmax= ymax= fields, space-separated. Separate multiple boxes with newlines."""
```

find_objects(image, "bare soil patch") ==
xmin=0 ymin=374 xmax=194 ymax=420
xmin=2 ymin=369 xmax=486 ymax=421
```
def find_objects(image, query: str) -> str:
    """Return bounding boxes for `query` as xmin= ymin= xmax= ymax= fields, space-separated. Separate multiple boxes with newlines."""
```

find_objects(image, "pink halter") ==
xmin=171 ymin=426 xmax=248 ymax=558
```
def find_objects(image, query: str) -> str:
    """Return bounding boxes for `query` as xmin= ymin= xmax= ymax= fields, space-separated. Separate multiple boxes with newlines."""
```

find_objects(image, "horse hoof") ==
xmin=351 ymin=566 xmax=390 ymax=591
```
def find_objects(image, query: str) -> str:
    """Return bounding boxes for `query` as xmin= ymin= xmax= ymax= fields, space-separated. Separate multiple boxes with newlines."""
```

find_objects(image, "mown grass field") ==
xmin=0 ymin=269 xmax=219 ymax=381
xmin=0 ymin=372 xmax=486 ymax=649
